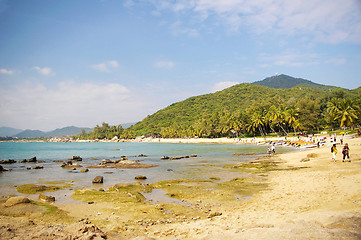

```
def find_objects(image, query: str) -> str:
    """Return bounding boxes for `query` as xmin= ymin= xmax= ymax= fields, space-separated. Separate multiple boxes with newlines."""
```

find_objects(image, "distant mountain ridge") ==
xmin=0 ymin=127 xmax=23 ymax=137
xmin=0 ymin=126 xmax=92 ymax=138
xmin=252 ymin=74 xmax=323 ymax=89
xmin=0 ymin=123 xmax=135 ymax=138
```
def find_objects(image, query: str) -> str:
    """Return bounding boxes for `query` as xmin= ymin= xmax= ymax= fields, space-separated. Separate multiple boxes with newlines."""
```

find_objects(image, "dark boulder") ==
xmin=70 ymin=156 xmax=82 ymax=161
xmin=0 ymin=165 xmax=8 ymax=172
xmin=92 ymin=176 xmax=103 ymax=184
xmin=33 ymin=166 xmax=44 ymax=169
xmin=27 ymin=157 xmax=37 ymax=163
xmin=135 ymin=175 xmax=147 ymax=180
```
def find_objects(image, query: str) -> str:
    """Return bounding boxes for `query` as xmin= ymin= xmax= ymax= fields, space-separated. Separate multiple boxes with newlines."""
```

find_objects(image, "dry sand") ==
xmin=1 ymin=135 xmax=361 ymax=239
xmin=144 ymin=136 xmax=361 ymax=239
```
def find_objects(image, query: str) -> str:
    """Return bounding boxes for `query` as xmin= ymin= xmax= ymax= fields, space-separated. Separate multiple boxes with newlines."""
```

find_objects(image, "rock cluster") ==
xmin=161 ymin=154 xmax=197 ymax=160
xmin=0 ymin=159 xmax=17 ymax=164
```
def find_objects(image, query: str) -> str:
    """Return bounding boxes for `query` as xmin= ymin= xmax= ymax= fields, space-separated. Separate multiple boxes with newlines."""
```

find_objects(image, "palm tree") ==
xmin=247 ymin=111 xmax=265 ymax=136
xmin=285 ymin=107 xmax=299 ymax=134
xmin=332 ymin=99 xmax=359 ymax=128
xmin=268 ymin=106 xmax=288 ymax=135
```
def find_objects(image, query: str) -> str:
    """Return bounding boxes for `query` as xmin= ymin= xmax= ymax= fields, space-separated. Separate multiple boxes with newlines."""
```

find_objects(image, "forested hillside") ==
xmin=76 ymin=76 xmax=361 ymax=140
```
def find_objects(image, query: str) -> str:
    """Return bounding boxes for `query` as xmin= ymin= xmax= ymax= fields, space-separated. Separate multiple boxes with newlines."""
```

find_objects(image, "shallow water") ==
xmin=0 ymin=141 xmax=293 ymax=203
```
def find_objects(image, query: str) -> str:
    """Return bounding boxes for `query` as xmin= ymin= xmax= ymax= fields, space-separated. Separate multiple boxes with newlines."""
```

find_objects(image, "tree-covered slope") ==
xmin=127 ymin=82 xmax=360 ymax=137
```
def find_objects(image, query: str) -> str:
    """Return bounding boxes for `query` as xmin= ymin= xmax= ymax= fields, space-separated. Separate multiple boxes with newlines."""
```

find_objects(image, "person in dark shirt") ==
xmin=342 ymin=143 xmax=350 ymax=162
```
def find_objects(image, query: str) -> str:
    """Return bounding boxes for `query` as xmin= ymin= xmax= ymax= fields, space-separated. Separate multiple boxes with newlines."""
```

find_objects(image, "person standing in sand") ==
xmin=331 ymin=144 xmax=338 ymax=161
xmin=342 ymin=143 xmax=350 ymax=162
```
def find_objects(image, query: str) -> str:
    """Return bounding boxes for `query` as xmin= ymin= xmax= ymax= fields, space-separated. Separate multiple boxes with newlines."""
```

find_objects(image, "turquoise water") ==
xmin=0 ymin=142 xmax=292 ymax=202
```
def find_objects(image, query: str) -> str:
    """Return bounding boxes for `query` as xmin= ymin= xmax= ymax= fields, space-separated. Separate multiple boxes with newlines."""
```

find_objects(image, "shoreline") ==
xmin=1 ymin=135 xmax=360 ymax=239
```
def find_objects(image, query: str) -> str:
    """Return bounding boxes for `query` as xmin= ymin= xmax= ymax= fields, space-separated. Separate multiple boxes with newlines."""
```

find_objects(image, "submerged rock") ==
xmin=80 ymin=168 xmax=89 ymax=173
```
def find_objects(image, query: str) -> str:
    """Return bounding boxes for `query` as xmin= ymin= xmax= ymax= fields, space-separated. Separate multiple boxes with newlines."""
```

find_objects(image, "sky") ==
xmin=0 ymin=0 xmax=361 ymax=131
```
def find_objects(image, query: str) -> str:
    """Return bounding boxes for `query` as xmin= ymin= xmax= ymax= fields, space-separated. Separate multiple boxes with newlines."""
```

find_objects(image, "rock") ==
xmin=138 ymin=154 xmax=148 ymax=157
xmin=167 ymin=169 xmax=173 ymax=171
xmin=39 ymin=193 xmax=55 ymax=202
xmin=33 ymin=166 xmax=44 ymax=169
xmin=3 ymin=196 xmax=31 ymax=207
xmin=0 ymin=165 xmax=8 ymax=172
xmin=70 ymin=156 xmax=82 ymax=161
xmin=92 ymin=176 xmax=103 ymax=184
xmin=208 ymin=211 xmax=222 ymax=218
xmin=161 ymin=156 xmax=169 ymax=160
xmin=53 ymin=160 xmax=64 ymax=162
xmin=0 ymin=159 xmax=16 ymax=164
xmin=135 ymin=175 xmax=147 ymax=180
xmin=80 ymin=168 xmax=89 ymax=173
xmin=19 ymin=159 xmax=27 ymax=163
xmin=190 ymin=154 xmax=197 ymax=157
xmin=102 ymin=159 xmax=113 ymax=164
xmin=27 ymin=167 xmax=31 ymax=170
xmin=27 ymin=157 xmax=37 ymax=163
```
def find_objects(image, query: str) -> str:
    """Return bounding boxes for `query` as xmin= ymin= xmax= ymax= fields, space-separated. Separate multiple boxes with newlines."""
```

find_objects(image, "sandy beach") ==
xmin=144 ymin=136 xmax=361 ymax=239
xmin=1 ymin=135 xmax=360 ymax=239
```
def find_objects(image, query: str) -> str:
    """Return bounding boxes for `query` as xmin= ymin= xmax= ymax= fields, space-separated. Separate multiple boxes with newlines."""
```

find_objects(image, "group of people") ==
xmin=331 ymin=143 xmax=350 ymax=162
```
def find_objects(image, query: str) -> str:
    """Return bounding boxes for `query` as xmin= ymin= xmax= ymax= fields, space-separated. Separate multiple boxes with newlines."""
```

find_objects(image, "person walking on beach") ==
xmin=342 ymin=143 xmax=350 ymax=162
xmin=331 ymin=144 xmax=338 ymax=161
xmin=267 ymin=146 xmax=272 ymax=155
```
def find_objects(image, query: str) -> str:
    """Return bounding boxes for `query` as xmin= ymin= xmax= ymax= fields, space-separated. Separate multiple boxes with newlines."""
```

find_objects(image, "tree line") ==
xmin=74 ymin=93 xmax=360 ymax=140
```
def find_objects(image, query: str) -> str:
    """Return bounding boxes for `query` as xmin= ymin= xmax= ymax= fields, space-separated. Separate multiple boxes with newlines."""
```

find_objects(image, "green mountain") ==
xmin=252 ymin=74 xmax=323 ymax=89
xmin=126 ymin=75 xmax=360 ymax=137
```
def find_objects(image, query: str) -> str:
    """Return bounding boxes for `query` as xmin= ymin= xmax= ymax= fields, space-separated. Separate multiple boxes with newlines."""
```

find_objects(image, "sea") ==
xmin=0 ymin=141 xmax=293 ymax=203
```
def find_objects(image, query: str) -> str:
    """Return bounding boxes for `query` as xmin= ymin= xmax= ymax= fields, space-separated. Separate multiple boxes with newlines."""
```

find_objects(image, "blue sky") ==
xmin=0 ymin=0 xmax=361 ymax=131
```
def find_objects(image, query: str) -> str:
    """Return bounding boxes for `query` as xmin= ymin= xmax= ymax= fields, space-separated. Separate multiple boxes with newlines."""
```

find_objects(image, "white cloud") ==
xmin=0 ymin=81 xmax=141 ymax=130
xmin=34 ymin=66 xmax=54 ymax=76
xmin=170 ymin=21 xmax=199 ymax=37
xmin=0 ymin=68 xmax=13 ymax=75
xmin=148 ymin=0 xmax=361 ymax=43
xmin=92 ymin=60 xmax=119 ymax=73
xmin=0 ymin=80 xmax=182 ymax=130
xmin=211 ymin=81 xmax=239 ymax=92
xmin=326 ymin=58 xmax=346 ymax=65
xmin=154 ymin=60 xmax=175 ymax=69
xmin=260 ymin=51 xmax=319 ymax=67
